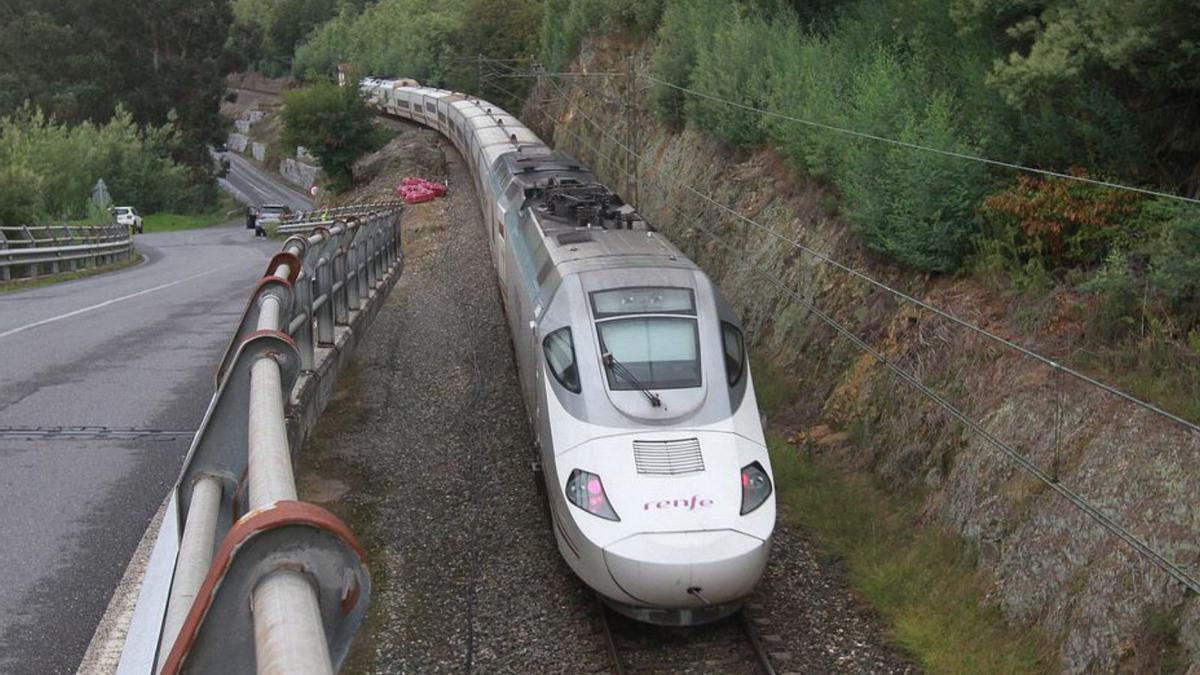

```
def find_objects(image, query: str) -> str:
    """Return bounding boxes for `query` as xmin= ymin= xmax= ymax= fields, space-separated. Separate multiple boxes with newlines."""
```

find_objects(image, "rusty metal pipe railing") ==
xmin=157 ymin=476 xmax=222 ymax=659
xmin=252 ymin=570 xmax=333 ymax=675
xmin=142 ymin=203 xmax=404 ymax=674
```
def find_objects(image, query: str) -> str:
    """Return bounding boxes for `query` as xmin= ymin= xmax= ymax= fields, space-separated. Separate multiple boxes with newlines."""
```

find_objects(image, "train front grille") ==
xmin=633 ymin=438 xmax=705 ymax=476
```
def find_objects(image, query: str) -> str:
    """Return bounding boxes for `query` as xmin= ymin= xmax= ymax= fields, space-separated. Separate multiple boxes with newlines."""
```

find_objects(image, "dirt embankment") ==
xmin=527 ymin=37 xmax=1200 ymax=674
xmin=326 ymin=119 xmax=448 ymax=207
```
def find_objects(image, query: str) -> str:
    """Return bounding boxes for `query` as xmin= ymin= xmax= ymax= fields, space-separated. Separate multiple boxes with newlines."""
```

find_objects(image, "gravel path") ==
xmin=297 ymin=140 xmax=608 ymax=673
xmin=297 ymin=133 xmax=919 ymax=674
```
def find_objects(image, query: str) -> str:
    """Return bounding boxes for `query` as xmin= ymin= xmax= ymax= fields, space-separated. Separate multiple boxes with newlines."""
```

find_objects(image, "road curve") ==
xmin=0 ymin=157 xmax=304 ymax=674
xmin=219 ymin=151 xmax=313 ymax=212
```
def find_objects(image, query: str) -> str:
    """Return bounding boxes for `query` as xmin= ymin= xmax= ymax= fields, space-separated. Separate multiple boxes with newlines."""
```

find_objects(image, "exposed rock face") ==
xmin=279 ymin=157 xmax=320 ymax=190
xmin=227 ymin=133 xmax=248 ymax=153
xmin=528 ymin=39 xmax=1200 ymax=673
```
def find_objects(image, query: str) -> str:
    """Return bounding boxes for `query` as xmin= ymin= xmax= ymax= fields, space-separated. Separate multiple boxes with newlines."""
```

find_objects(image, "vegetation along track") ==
xmin=597 ymin=596 xmax=776 ymax=675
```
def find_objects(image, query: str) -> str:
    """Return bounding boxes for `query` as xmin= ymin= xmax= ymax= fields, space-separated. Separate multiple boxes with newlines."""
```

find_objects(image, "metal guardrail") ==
xmin=276 ymin=202 xmax=405 ymax=234
xmin=0 ymin=223 xmax=133 ymax=281
xmin=138 ymin=204 xmax=403 ymax=674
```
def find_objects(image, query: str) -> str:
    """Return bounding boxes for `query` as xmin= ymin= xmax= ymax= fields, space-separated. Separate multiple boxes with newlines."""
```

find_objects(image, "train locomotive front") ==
xmin=365 ymin=78 xmax=776 ymax=625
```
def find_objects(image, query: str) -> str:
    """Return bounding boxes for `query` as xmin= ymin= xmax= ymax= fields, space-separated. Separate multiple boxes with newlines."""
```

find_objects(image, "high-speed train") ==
xmin=361 ymin=77 xmax=776 ymax=625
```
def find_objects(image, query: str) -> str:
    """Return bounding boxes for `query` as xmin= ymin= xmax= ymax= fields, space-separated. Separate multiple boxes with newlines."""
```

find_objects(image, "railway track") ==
xmin=597 ymin=595 xmax=776 ymax=675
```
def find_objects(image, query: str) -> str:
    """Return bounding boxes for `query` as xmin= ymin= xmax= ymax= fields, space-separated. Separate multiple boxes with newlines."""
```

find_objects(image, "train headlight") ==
xmin=740 ymin=462 xmax=772 ymax=515
xmin=565 ymin=469 xmax=620 ymax=521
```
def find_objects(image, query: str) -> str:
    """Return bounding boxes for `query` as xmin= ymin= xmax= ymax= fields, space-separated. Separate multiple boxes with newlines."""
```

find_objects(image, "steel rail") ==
xmin=642 ymin=74 xmax=1200 ymax=206
xmin=538 ymin=83 xmax=1200 ymax=594
xmin=738 ymin=613 xmax=777 ymax=675
xmin=595 ymin=595 xmax=775 ymax=675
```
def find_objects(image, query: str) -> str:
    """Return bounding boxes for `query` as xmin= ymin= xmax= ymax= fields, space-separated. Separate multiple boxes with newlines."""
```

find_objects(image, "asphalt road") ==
xmin=0 ymin=157 xmax=309 ymax=674
xmin=219 ymin=151 xmax=313 ymax=212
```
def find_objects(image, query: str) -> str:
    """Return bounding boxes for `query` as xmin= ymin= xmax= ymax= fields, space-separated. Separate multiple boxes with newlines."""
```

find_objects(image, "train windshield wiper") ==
xmin=602 ymin=352 xmax=662 ymax=407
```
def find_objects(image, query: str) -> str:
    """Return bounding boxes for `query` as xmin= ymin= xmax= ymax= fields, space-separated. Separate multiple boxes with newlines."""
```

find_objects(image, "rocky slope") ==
xmin=525 ymin=38 xmax=1200 ymax=674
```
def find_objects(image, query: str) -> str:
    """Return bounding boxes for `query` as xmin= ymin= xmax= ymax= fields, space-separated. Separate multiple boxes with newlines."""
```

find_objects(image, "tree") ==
xmin=0 ymin=0 xmax=233 ymax=196
xmin=958 ymin=0 xmax=1200 ymax=193
xmin=281 ymin=82 xmax=378 ymax=191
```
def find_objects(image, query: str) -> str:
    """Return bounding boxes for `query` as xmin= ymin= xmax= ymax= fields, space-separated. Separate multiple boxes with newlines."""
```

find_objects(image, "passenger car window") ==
xmin=721 ymin=321 xmax=745 ymax=386
xmin=543 ymin=327 xmax=580 ymax=393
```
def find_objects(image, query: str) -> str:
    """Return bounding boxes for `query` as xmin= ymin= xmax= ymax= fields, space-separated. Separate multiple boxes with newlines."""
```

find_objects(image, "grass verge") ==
xmin=143 ymin=195 xmax=242 ymax=232
xmin=754 ymin=357 xmax=1055 ymax=673
xmin=768 ymin=433 xmax=1056 ymax=673
xmin=0 ymin=253 xmax=143 ymax=294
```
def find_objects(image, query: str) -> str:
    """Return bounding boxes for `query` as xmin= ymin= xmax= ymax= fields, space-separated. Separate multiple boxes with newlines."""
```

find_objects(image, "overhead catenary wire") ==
xmin=480 ymin=55 xmax=1200 ymax=206
xmin=521 ymin=67 xmax=1200 ymax=595
xmin=643 ymin=74 xmax=1200 ymax=206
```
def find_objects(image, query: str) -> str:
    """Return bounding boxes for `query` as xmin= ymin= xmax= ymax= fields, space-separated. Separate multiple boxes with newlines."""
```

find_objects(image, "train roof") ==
xmin=545 ymin=228 xmax=697 ymax=274
xmin=501 ymin=150 xmax=597 ymax=189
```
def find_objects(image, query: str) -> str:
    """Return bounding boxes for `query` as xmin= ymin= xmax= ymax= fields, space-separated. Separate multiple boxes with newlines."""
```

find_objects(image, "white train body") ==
xmin=362 ymin=78 xmax=775 ymax=625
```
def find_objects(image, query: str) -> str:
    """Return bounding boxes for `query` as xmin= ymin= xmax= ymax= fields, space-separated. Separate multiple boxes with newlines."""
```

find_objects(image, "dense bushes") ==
xmin=540 ymin=0 xmax=663 ymax=72
xmin=0 ymin=106 xmax=192 ymax=225
xmin=979 ymin=172 xmax=1141 ymax=271
xmin=281 ymin=82 xmax=380 ymax=191
xmin=231 ymin=0 xmax=339 ymax=76
xmin=2 ymin=0 xmax=232 ymax=178
xmin=536 ymin=0 xmax=1200 ymax=359
xmin=631 ymin=0 xmax=1200 ymax=280
xmin=649 ymin=1 xmax=991 ymax=272
xmin=294 ymin=0 xmax=464 ymax=83
xmin=1085 ymin=200 xmax=1200 ymax=339
xmin=292 ymin=0 xmax=544 ymax=107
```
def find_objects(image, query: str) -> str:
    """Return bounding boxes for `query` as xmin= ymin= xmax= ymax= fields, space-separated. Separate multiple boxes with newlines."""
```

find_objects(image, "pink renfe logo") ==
xmin=644 ymin=495 xmax=713 ymax=511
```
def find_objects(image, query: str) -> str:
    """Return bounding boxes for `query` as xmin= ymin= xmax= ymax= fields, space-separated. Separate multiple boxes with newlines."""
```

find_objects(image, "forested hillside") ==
xmin=0 ymin=0 xmax=235 ymax=220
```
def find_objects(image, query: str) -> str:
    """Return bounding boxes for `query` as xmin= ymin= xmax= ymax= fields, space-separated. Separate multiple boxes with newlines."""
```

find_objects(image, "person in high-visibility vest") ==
xmin=322 ymin=207 xmax=330 ymax=221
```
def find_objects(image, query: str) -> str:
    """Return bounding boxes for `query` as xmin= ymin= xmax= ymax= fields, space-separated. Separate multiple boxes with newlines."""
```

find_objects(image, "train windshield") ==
xmin=591 ymin=287 xmax=702 ymax=390
xmin=595 ymin=317 xmax=701 ymax=390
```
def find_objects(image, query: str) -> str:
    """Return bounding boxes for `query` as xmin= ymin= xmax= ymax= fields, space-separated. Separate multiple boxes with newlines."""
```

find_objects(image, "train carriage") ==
xmin=366 ymin=78 xmax=776 ymax=625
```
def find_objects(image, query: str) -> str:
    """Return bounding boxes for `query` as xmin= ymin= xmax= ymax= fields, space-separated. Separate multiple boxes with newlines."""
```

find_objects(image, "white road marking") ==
xmin=0 ymin=265 xmax=238 ymax=340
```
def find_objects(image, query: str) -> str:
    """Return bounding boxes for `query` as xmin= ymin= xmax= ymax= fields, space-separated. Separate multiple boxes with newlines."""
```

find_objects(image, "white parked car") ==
xmin=114 ymin=206 xmax=144 ymax=234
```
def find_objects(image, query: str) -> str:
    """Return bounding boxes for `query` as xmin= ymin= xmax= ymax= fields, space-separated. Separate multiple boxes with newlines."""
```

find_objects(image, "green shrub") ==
xmin=842 ymin=91 xmax=989 ymax=272
xmin=651 ymin=4 xmax=992 ymax=272
xmin=281 ymin=82 xmax=380 ymax=192
xmin=1085 ymin=200 xmax=1200 ymax=339
xmin=0 ymin=165 xmax=44 ymax=226
xmin=760 ymin=31 xmax=851 ymax=179
xmin=292 ymin=8 xmax=358 ymax=79
xmin=539 ymin=0 xmax=664 ymax=71
xmin=686 ymin=11 xmax=774 ymax=149
xmin=650 ymin=0 xmax=725 ymax=128
xmin=0 ymin=104 xmax=191 ymax=223
xmin=293 ymin=0 xmax=466 ymax=83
